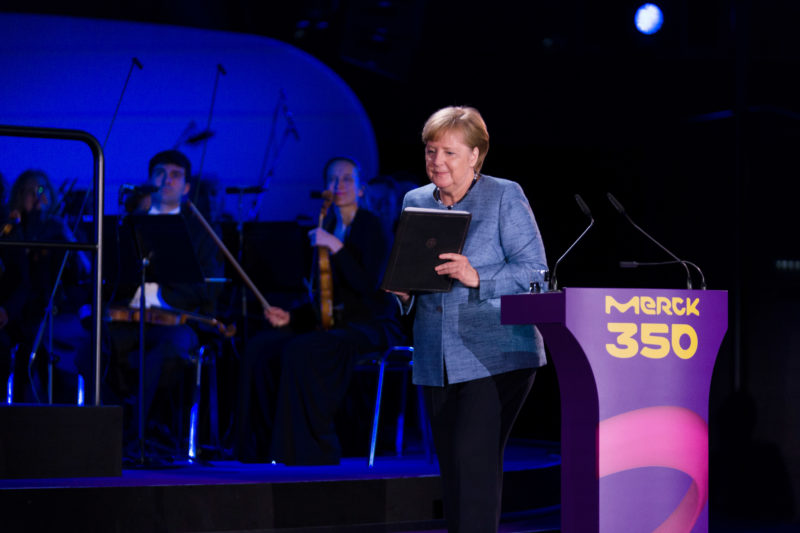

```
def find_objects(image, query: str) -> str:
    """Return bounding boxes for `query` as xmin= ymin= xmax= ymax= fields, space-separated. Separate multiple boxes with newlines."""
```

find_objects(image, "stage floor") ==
xmin=3 ymin=437 xmax=796 ymax=532
xmin=0 ymin=439 xmax=562 ymax=533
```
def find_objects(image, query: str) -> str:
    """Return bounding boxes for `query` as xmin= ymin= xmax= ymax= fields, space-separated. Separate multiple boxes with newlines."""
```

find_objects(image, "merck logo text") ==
xmin=605 ymin=296 xmax=700 ymax=317
xmin=604 ymin=295 xmax=700 ymax=360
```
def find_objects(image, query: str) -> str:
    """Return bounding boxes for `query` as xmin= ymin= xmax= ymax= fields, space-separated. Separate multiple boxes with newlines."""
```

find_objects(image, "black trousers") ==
xmin=236 ymin=326 xmax=379 ymax=465
xmin=105 ymin=322 xmax=199 ymax=449
xmin=424 ymin=367 xmax=537 ymax=533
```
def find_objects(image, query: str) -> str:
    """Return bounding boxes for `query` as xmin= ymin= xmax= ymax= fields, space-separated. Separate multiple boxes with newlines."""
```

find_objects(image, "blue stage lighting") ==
xmin=635 ymin=3 xmax=664 ymax=35
xmin=77 ymin=375 xmax=85 ymax=406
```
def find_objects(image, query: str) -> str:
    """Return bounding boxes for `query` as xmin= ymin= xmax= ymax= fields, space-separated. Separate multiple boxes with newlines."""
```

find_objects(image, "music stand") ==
xmin=121 ymin=214 xmax=205 ymax=465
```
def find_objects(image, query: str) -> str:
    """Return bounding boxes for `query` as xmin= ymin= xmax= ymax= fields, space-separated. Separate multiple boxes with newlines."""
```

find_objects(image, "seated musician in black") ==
xmin=235 ymin=156 xmax=407 ymax=465
xmin=0 ymin=169 xmax=90 ymax=402
xmin=104 ymin=149 xmax=222 ymax=457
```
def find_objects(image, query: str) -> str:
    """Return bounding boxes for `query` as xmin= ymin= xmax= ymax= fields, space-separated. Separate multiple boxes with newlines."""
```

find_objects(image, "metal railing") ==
xmin=0 ymin=124 xmax=104 ymax=406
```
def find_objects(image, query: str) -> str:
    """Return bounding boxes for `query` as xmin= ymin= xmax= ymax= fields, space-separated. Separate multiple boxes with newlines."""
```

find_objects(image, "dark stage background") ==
xmin=3 ymin=0 xmax=800 ymax=526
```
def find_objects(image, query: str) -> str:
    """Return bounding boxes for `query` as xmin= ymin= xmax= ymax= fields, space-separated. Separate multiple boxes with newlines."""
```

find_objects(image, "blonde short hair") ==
xmin=421 ymin=106 xmax=490 ymax=174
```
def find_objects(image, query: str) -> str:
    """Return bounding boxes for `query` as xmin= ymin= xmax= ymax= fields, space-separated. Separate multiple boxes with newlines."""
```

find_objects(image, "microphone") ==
xmin=133 ymin=57 xmax=143 ymax=70
xmin=607 ymin=192 xmax=693 ymax=289
xmin=575 ymin=193 xmax=592 ymax=220
xmin=550 ymin=194 xmax=595 ymax=292
xmin=119 ymin=184 xmax=158 ymax=213
xmin=620 ymin=260 xmax=707 ymax=290
xmin=186 ymin=130 xmax=215 ymax=144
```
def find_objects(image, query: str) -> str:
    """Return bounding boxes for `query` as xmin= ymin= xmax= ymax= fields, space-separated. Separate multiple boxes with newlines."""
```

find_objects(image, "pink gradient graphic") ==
xmin=599 ymin=406 xmax=708 ymax=533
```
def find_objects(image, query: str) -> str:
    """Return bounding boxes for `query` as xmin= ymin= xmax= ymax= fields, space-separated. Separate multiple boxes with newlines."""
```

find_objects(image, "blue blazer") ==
xmin=402 ymin=175 xmax=548 ymax=387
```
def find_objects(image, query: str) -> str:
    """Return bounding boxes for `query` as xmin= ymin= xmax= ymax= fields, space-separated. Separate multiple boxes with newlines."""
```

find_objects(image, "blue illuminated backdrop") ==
xmin=0 ymin=13 xmax=379 ymax=221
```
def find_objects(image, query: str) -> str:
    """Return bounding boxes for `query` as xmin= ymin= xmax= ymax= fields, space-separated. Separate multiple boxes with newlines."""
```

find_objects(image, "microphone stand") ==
xmin=137 ymin=254 xmax=149 ymax=465
xmin=28 ymin=57 xmax=143 ymax=404
xmin=550 ymin=194 xmax=595 ymax=292
xmin=222 ymin=186 xmax=265 ymax=347
xmin=27 ymin=219 xmax=75 ymax=403
xmin=192 ymin=64 xmax=226 ymax=206
xmin=248 ymin=124 xmax=294 ymax=221
xmin=172 ymin=120 xmax=198 ymax=150
xmin=257 ymin=90 xmax=285 ymax=191
xmin=607 ymin=192 xmax=692 ymax=289
xmin=249 ymin=89 xmax=300 ymax=221
xmin=229 ymin=90 xmax=297 ymax=341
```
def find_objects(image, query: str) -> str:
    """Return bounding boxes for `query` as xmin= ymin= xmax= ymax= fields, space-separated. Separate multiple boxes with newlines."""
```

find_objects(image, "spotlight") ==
xmin=635 ymin=3 xmax=664 ymax=35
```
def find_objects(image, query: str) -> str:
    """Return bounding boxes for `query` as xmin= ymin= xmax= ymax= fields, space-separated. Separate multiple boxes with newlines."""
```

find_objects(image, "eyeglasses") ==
xmin=23 ymin=185 xmax=46 ymax=197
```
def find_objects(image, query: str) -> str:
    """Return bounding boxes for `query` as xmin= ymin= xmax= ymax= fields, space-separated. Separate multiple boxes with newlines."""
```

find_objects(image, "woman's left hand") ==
xmin=308 ymin=227 xmax=344 ymax=254
xmin=436 ymin=253 xmax=479 ymax=288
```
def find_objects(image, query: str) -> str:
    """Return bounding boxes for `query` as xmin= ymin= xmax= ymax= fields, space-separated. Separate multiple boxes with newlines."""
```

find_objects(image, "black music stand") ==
xmin=121 ymin=214 xmax=205 ymax=466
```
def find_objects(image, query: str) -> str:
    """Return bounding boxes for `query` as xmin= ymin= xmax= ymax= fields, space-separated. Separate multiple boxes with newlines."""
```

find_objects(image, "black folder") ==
xmin=381 ymin=207 xmax=471 ymax=293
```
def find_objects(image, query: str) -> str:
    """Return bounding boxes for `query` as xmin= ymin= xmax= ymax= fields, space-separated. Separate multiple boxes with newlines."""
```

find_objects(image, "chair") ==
xmin=185 ymin=344 xmax=221 ymax=461
xmin=357 ymin=345 xmax=434 ymax=468
xmin=5 ymin=344 xmax=19 ymax=404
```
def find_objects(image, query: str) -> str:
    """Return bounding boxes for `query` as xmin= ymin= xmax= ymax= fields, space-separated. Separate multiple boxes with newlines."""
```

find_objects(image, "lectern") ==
xmin=501 ymin=288 xmax=727 ymax=533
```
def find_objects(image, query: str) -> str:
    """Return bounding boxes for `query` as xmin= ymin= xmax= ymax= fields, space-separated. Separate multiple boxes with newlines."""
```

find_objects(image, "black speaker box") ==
xmin=0 ymin=405 xmax=122 ymax=479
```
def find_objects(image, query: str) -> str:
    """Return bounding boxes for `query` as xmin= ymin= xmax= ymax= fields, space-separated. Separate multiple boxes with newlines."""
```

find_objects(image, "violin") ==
xmin=107 ymin=306 xmax=237 ymax=338
xmin=316 ymin=190 xmax=334 ymax=330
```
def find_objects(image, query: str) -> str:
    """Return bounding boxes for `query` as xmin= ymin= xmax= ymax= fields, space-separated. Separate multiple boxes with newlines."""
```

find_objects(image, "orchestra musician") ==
xmin=234 ymin=156 xmax=408 ymax=465
xmin=0 ymin=170 xmax=8 ymax=365
xmin=0 ymin=169 xmax=91 ymax=402
xmin=100 ymin=149 xmax=223 ymax=460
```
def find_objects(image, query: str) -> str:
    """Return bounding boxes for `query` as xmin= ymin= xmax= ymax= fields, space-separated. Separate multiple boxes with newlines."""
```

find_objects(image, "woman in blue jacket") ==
xmin=392 ymin=106 xmax=548 ymax=533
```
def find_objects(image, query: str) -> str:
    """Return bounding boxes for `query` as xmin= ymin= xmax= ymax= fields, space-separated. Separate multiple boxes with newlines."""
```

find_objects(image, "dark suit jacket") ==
xmin=297 ymin=207 xmax=406 ymax=349
xmin=110 ymin=206 xmax=223 ymax=316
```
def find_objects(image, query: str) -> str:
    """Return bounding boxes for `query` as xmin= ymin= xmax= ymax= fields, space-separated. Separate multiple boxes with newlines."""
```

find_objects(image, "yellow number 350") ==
xmin=606 ymin=322 xmax=698 ymax=359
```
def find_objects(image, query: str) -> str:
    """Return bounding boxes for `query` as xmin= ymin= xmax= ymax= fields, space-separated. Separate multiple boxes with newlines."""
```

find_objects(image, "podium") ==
xmin=501 ymin=288 xmax=727 ymax=533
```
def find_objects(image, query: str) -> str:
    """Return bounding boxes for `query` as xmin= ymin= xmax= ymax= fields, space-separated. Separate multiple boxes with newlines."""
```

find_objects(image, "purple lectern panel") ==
xmin=501 ymin=288 xmax=728 ymax=533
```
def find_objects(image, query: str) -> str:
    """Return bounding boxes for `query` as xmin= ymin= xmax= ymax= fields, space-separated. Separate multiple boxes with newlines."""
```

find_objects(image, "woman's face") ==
xmin=424 ymin=129 xmax=479 ymax=196
xmin=326 ymin=160 xmax=362 ymax=208
xmin=21 ymin=178 xmax=50 ymax=213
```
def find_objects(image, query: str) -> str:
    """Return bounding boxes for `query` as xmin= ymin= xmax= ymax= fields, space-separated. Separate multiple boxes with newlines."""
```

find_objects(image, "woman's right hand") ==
xmin=264 ymin=306 xmax=291 ymax=328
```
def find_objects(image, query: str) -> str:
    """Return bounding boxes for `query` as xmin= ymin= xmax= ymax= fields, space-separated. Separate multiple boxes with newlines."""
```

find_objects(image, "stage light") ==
xmin=635 ymin=3 xmax=664 ymax=35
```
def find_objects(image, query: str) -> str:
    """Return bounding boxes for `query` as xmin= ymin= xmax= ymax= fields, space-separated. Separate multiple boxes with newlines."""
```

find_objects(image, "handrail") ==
xmin=0 ymin=240 xmax=97 ymax=250
xmin=0 ymin=124 xmax=104 ymax=406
